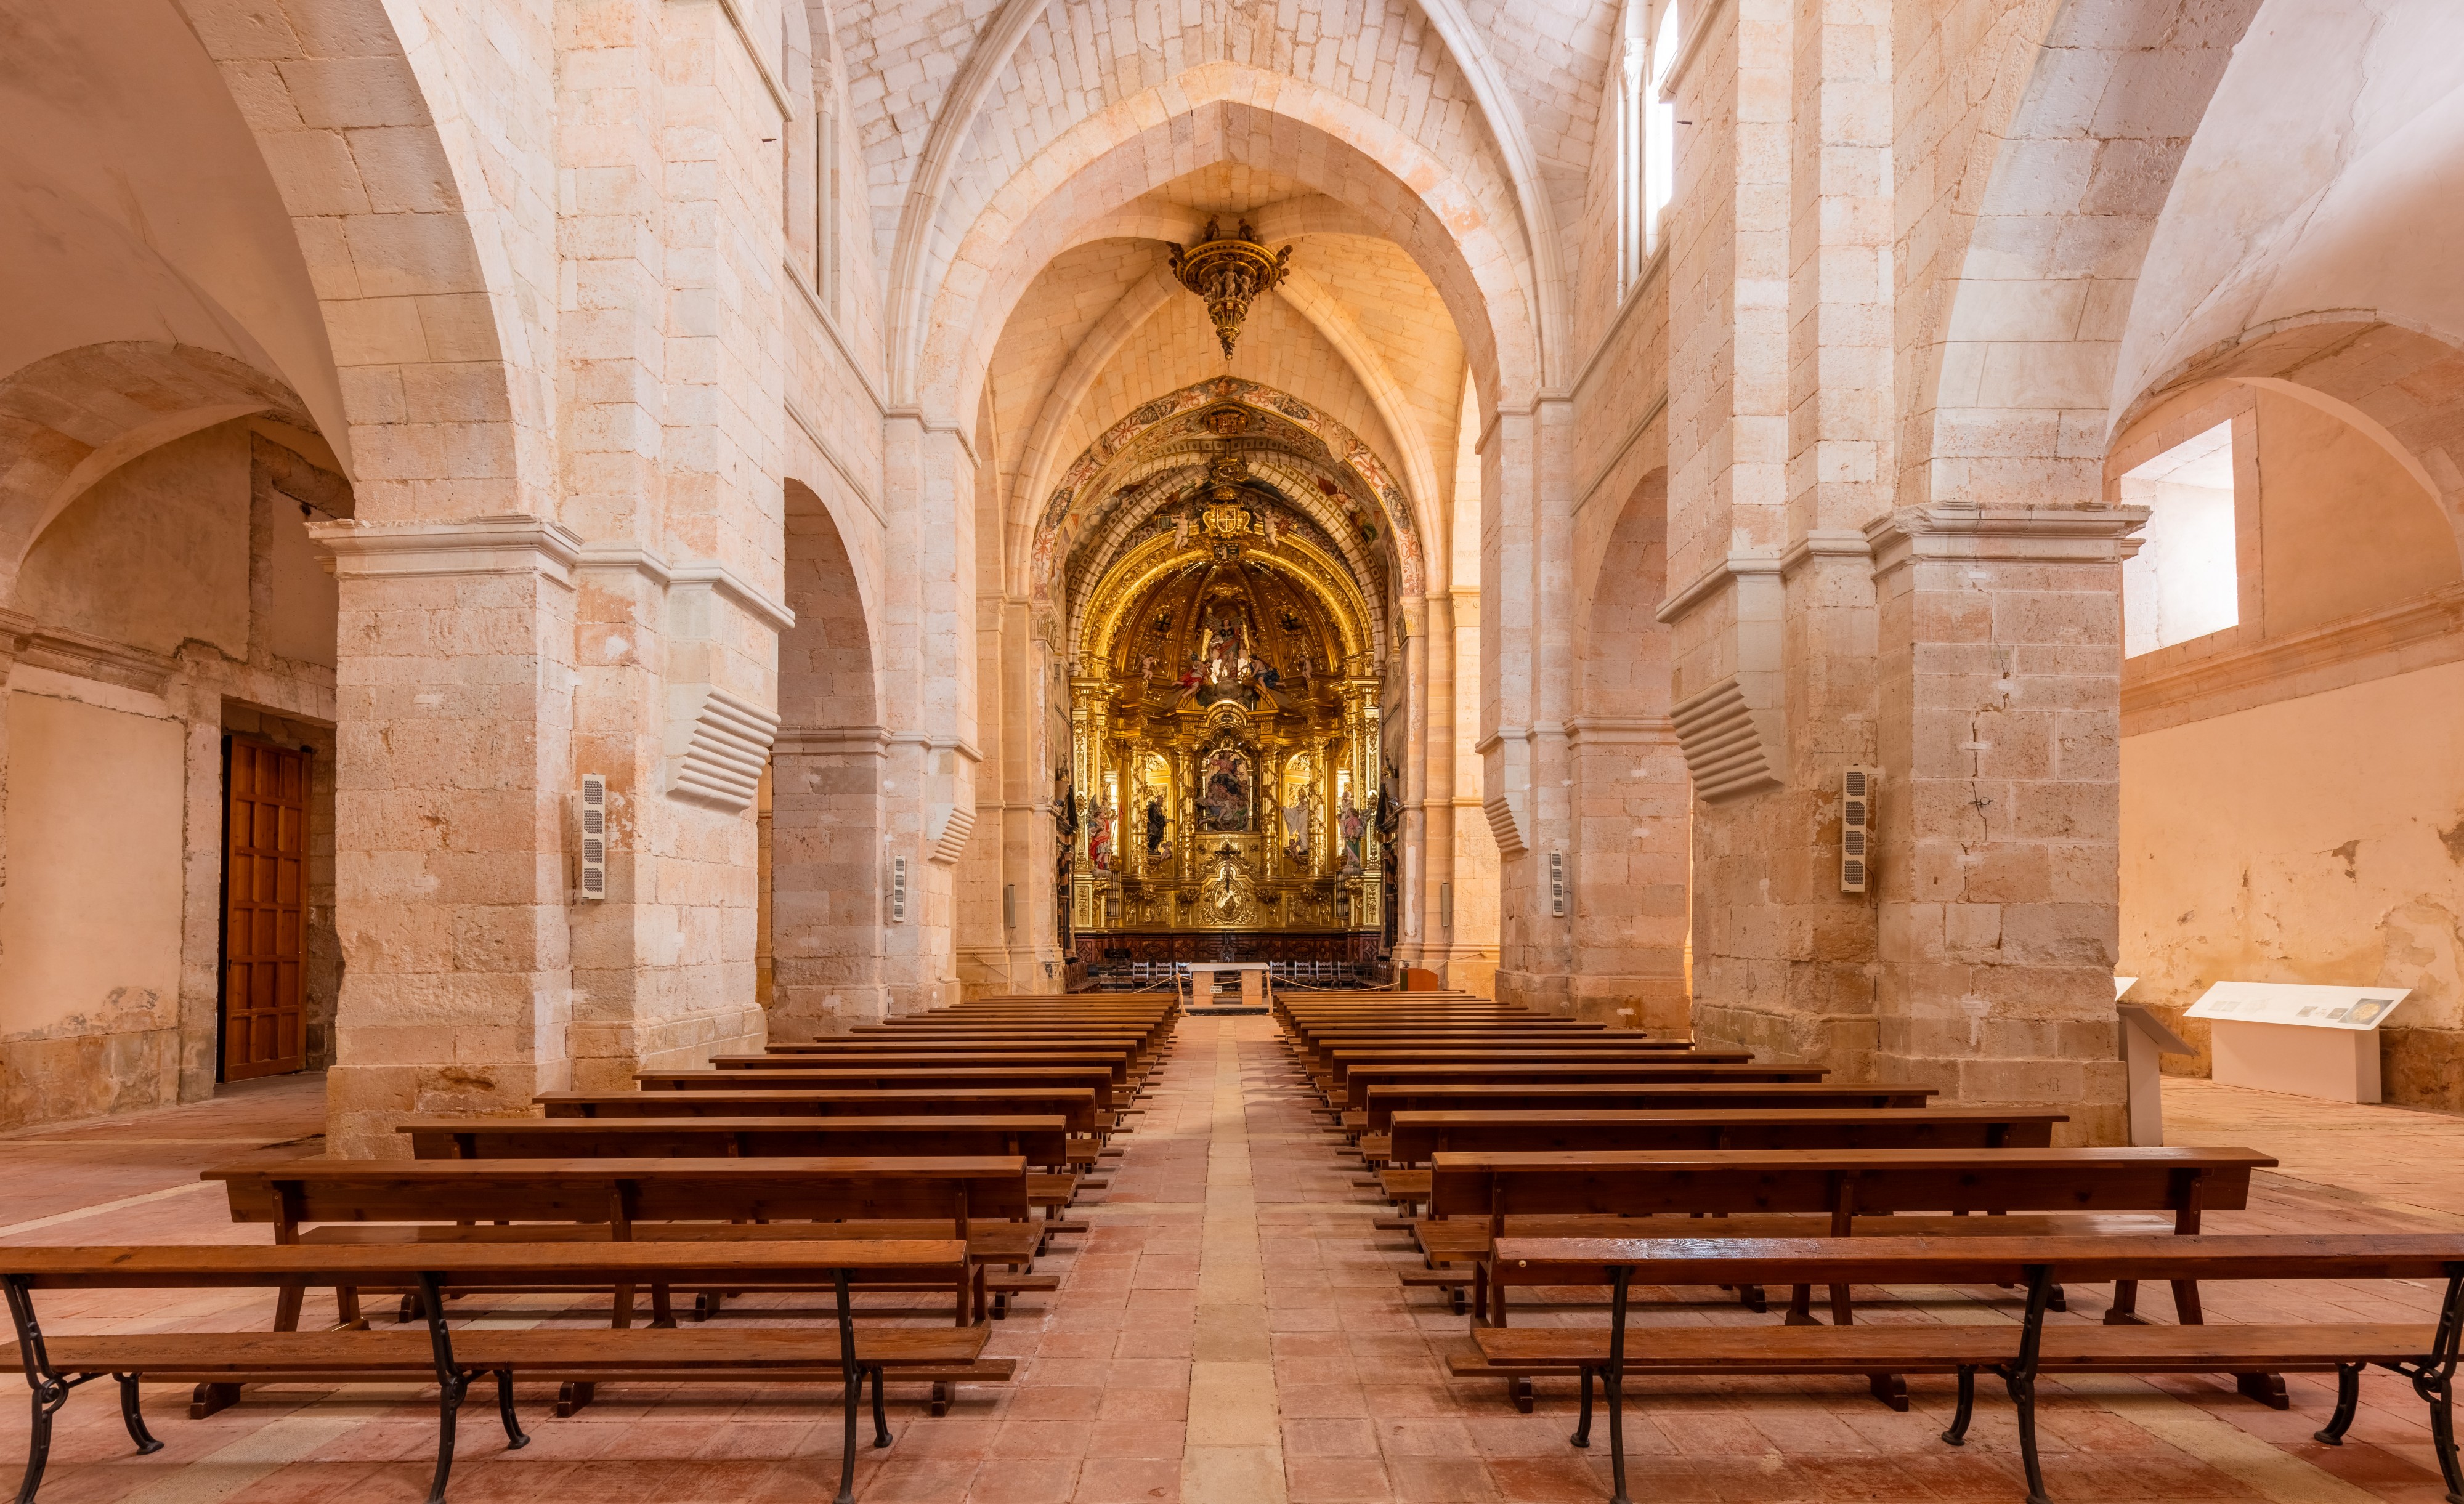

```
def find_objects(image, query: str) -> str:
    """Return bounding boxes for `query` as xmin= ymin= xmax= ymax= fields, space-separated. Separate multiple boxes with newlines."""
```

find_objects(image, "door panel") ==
xmin=223 ymin=739 xmax=309 ymax=1080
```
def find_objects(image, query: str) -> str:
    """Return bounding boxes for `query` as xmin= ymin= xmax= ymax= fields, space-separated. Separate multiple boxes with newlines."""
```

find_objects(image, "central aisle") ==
xmin=989 ymin=1014 xmax=1616 ymax=1503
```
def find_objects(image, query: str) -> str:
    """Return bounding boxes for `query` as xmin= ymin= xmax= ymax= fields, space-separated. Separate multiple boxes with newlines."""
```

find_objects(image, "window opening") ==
xmin=2120 ymin=421 xmax=2239 ymax=657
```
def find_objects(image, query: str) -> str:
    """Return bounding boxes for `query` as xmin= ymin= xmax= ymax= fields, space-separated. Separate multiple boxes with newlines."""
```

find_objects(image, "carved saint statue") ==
xmin=1145 ymin=795 xmax=1169 ymax=857
xmin=1338 ymin=791 xmax=1366 ymax=873
xmin=1087 ymin=803 xmax=1114 ymax=872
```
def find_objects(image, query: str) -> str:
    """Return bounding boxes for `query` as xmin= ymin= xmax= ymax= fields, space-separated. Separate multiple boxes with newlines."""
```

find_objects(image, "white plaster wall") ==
xmin=2116 ymin=0 xmax=2464 ymax=413
xmin=0 ymin=685 xmax=185 ymax=1040
xmin=15 ymin=424 xmax=251 ymax=659
xmin=2120 ymin=658 xmax=2464 ymax=1046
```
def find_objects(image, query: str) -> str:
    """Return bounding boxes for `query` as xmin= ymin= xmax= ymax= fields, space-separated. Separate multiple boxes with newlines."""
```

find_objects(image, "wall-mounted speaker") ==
xmin=890 ymin=855 xmax=908 ymax=923
xmin=1547 ymin=852 xmax=1568 ymax=918
xmin=577 ymin=774 xmax=607 ymax=902
xmin=1840 ymin=766 xmax=1876 ymax=894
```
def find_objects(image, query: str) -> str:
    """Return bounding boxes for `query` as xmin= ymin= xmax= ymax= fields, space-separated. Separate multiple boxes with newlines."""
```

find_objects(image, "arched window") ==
xmin=1616 ymin=1 xmax=1682 ymax=295
xmin=1647 ymin=1 xmax=1679 ymax=250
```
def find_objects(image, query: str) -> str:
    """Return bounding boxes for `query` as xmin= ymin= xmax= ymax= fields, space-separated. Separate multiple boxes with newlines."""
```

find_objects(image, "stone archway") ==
xmin=773 ymin=478 xmax=889 ymax=1032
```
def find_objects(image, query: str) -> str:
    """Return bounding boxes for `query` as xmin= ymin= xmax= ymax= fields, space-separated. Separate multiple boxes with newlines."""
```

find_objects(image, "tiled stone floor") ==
xmin=7 ymin=1027 xmax=2464 ymax=1500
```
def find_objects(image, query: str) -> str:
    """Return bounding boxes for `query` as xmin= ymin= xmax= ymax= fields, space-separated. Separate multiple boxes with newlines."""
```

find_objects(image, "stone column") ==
xmin=1483 ymin=399 xmax=1579 ymax=1011
xmin=1865 ymin=506 xmax=2144 ymax=1144
xmin=1392 ymin=595 xmax=1440 ymax=972
xmin=1444 ymin=586 xmax=1501 ymax=995
xmin=880 ymin=414 xmax=979 ymax=1013
xmin=314 ymin=518 xmax=582 ymax=1157
xmin=0 ymin=608 xmax=31 ymax=914
xmin=770 ymin=725 xmax=888 ymax=1032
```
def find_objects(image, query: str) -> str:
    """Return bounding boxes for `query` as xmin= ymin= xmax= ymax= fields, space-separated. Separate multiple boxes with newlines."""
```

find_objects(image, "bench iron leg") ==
xmin=116 ymin=1375 xmax=163 ymax=1455
xmin=2314 ymin=1364 xmax=2361 ymax=1445
xmin=495 ymin=1371 xmax=529 ymax=1450
xmin=1605 ymin=1267 xmax=1633 ymax=1504
xmin=6 ymin=1272 xmax=73 ymax=1504
xmin=415 ymin=1274 xmax=469 ymax=1504
xmin=1942 ymin=1367 xmax=1976 ymax=1446
xmin=868 ymin=1365 xmax=891 ymax=1447
xmin=832 ymin=1271 xmax=860 ymax=1504
xmin=1570 ymin=1366 xmax=1593 ymax=1448
xmin=2003 ymin=1263 xmax=2055 ymax=1504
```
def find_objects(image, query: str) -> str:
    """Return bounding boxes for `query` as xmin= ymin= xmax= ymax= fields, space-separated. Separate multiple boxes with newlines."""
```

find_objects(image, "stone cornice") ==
xmin=574 ymin=544 xmax=796 ymax=633
xmin=1655 ymin=548 xmax=1781 ymax=625
xmin=1778 ymin=530 xmax=1873 ymax=578
xmin=2122 ymin=585 xmax=2464 ymax=734
xmin=309 ymin=515 xmax=584 ymax=587
xmin=0 ymin=607 xmax=36 ymax=660
xmin=774 ymin=724 xmax=892 ymax=756
xmin=1565 ymin=715 xmax=1678 ymax=746
xmin=888 ymin=730 xmax=984 ymax=764
xmin=15 ymin=624 xmax=174 ymax=695
xmin=1863 ymin=505 xmax=2149 ymax=575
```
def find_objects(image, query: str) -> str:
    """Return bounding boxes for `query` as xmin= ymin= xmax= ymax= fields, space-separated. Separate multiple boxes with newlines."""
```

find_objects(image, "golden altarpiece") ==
xmin=1068 ymin=452 xmax=1384 ymax=961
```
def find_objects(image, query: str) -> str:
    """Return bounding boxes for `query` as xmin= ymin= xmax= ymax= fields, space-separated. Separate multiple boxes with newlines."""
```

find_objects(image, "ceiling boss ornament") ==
xmin=1169 ymin=219 xmax=1294 ymax=360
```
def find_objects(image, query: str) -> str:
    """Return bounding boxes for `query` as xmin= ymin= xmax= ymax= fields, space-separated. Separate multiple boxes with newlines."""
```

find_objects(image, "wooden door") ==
xmin=223 ymin=739 xmax=309 ymax=1079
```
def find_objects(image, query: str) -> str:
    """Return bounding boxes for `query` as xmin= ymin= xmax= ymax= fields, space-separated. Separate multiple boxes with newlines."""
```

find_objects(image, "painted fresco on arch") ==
xmin=1199 ymin=748 xmax=1252 ymax=832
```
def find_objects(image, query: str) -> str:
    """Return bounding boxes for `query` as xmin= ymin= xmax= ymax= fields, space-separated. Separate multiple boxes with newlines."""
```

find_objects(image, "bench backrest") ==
xmin=1323 ymin=1050 xmax=1751 ymax=1089
xmin=1364 ymin=1083 xmax=1937 ymax=1128
xmin=400 ymin=1117 xmax=1072 ymax=1166
xmin=536 ymin=1088 xmax=1100 ymax=1133
xmin=1387 ymin=1108 xmax=2065 ymax=1162
xmin=1342 ymin=1062 xmax=1825 ymax=1109
xmin=638 ymin=1065 xmax=1116 ymax=1109
xmin=715 ymin=1051 xmax=1130 ymax=1085
xmin=1432 ymin=1147 xmax=2276 ymax=1227
xmin=209 ymin=1158 xmax=1034 ymax=1236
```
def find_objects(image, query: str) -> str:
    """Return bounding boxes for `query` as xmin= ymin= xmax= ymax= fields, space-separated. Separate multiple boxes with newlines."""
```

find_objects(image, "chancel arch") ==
xmin=1058 ymin=431 xmax=1395 ymax=968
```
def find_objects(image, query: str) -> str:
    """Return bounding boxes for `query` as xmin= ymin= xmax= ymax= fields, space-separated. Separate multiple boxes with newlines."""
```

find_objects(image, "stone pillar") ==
xmin=1392 ymin=596 xmax=1439 ymax=971
xmin=770 ymin=726 xmax=888 ymax=1032
xmin=1443 ymin=587 xmax=1501 ymax=995
xmin=880 ymin=414 xmax=978 ymax=1013
xmin=1484 ymin=399 xmax=1579 ymax=1012
xmin=314 ymin=518 xmax=582 ymax=1157
xmin=0 ymin=608 xmax=30 ymax=913
xmin=1865 ymin=506 xmax=2143 ymax=1144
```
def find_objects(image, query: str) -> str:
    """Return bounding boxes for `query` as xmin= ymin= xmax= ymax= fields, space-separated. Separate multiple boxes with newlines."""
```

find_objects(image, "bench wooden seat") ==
xmin=1432 ymin=1147 xmax=2274 ymax=1335
xmin=715 ymin=1051 xmax=1136 ymax=1086
xmin=400 ymin=1115 xmax=1074 ymax=1166
xmin=1481 ymin=1234 xmax=2464 ymax=1504
xmin=0 ymin=1240 xmax=969 ymax=1504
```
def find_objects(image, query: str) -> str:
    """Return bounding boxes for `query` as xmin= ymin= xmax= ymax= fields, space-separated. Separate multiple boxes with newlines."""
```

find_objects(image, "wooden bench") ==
xmin=538 ymin=1086 xmax=1101 ymax=1134
xmin=713 ymin=1050 xmax=1137 ymax=1089
xmin=1 ymin=1240 xmax=975 ymax=1504
xmin=1336 ymin=1061 xmax=1827 ymax=1114
xmin=1370 ymin=1107 xmax=2069 ymax=1217
xmin=637 ymin=1065 xmax=1120 ymax=1114
xmin=202 ymin=1157 xmax=1037 ymax=1413
xmin=1481 ymin=1233 xmax=2464 ymax=1504
xmin=400 ymin=1114 xmax=1097 ymax=1226
xmin=1316 ymin=1048 xmax=1754 ymax=1099
xmin=1361 ymin=1082 xmax=1936 ymax=1133
xmin=1427 ymin=1146 xmax=2279 ymax=1406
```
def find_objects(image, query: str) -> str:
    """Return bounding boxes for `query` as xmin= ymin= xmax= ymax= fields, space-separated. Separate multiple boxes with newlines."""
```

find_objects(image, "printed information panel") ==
xmin=2186 ymin=982 xmax=2410 ymax=1104
xmin=2184 ymin=982 xmax=2408 ymax=1031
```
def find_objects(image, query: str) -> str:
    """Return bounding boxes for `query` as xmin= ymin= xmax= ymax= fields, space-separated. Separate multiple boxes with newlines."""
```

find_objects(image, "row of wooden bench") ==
xmin=2 ymin=994 xmax=1178 ymax=1504
xmin=1272 ymin=994 xmax=2464 ymax=1504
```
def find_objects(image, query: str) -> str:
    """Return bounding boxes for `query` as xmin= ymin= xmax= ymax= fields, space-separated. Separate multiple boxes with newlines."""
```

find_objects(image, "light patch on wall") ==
xmin=0 ymin=690 xmax=185 ymax=1040
xmin=2120 ymin=421 xmax=2239 ymax=658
